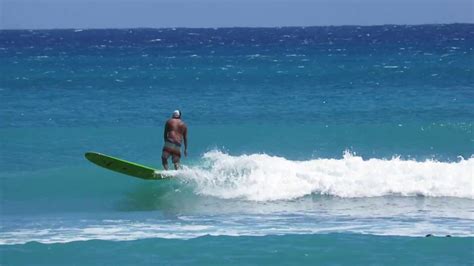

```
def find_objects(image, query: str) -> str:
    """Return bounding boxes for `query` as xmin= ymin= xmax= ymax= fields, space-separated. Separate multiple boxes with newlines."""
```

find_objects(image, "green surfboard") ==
xmin=85 ymin=152 xmax=167 ymax=180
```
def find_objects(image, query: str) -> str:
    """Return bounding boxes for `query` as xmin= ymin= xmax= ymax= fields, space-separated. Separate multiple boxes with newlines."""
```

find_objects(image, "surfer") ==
xmin=162 ymin=110 xmax=188 ymax=170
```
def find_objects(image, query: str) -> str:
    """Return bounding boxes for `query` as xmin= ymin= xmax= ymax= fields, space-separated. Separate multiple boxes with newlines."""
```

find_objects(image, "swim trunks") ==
xmin=163 ymin=139 xmax=181 ymax=156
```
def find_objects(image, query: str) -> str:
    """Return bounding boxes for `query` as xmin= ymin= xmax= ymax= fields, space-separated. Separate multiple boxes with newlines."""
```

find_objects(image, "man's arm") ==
xmin=163 ymin=121 xmax=168 ymax=141
xmin=183 ymin=124 xmax=188 ymax=157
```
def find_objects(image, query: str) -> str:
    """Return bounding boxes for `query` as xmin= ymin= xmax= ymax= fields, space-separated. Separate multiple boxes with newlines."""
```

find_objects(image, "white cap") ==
xmin=172 ymin=110 xmax=181 ymax=118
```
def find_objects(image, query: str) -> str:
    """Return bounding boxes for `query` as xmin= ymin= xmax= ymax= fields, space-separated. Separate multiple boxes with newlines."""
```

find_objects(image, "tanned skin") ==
xmin=162 ymin=117 xmax=187 ymax=170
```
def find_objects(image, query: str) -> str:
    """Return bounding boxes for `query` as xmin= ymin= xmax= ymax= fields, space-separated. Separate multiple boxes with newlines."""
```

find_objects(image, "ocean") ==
xmin=0 ymin=24 xmax=473 ymax=265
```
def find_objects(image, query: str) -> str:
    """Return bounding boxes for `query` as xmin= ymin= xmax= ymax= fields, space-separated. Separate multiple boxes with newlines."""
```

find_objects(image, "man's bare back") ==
xmin=161 ymin=110 xmax=187 ymax=170
xmin=165 ymin=119 xmax=186 ymax=144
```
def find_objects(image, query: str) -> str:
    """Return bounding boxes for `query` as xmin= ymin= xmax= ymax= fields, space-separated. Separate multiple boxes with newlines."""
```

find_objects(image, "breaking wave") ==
xmin=175 ymin=151 xmax=473 ymax=201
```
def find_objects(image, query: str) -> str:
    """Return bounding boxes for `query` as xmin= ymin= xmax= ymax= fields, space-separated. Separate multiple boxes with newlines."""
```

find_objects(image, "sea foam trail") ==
xmin=175 ymin=151 xmax=474 ymax=201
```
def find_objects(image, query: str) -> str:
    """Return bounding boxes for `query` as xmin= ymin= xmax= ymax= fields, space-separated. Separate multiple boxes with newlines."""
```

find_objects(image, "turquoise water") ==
xmin=1 ymin=25 xmax=473 ymax=265
xmin=2 ymin=234 xmax=472 ymax=265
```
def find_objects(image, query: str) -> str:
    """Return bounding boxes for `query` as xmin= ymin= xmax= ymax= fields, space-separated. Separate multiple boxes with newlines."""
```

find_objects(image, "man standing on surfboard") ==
xmin=162 ymin=110 xmax=188 ymax=170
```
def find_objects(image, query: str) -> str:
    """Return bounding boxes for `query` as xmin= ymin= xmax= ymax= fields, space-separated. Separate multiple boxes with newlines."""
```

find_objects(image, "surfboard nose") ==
xmin=85 ymin=151 xmax=100 ymax=162
xmin=84 ymin=152 xmax=166 ymax=180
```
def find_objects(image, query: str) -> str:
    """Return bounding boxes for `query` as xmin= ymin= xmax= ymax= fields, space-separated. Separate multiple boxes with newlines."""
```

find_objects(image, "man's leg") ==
xmin=172 ymin=154 xmax=181 ymax=170
xmin=162 ymin=150 xmax=170 ymax=170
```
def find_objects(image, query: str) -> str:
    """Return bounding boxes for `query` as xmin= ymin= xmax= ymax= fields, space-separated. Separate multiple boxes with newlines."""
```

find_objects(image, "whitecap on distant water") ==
xmin=246 ymin=54 xmax=261 ymax=59
xmin=285 ymin=54 xmax=306 ymax=57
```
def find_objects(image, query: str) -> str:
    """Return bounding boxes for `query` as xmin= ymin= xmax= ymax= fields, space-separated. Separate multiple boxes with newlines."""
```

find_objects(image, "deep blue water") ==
xmin=1 ymin=24 xmax=473 ymax=265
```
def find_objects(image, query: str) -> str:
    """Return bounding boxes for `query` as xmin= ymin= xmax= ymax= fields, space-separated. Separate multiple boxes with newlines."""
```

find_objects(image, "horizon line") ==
xmin=1 ymin=22 xmax=472 ymax=31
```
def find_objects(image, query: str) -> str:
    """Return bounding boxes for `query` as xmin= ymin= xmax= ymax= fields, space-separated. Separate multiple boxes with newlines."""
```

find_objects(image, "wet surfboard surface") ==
xmin=85 ymin=152 xmax=167 ymax=180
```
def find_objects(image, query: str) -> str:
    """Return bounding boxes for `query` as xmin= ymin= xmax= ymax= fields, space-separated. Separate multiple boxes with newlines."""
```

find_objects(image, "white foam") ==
xmin=1 ymin=214 xmax=472 ymax=245
xmin=178 ymin=151 xmax=474 ymax=201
